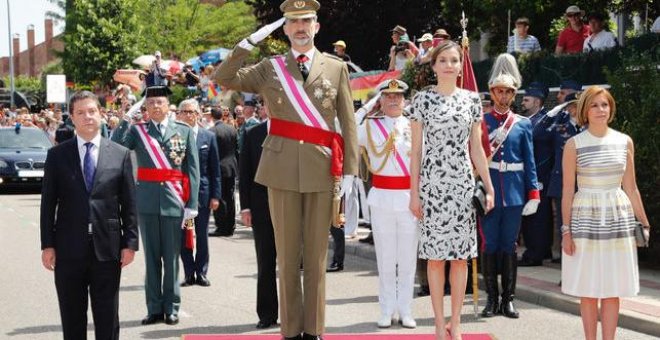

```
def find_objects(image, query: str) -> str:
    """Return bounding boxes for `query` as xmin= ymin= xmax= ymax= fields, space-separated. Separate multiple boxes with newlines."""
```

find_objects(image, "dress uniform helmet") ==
xmin=377 ymin=79 xmax=408 ymax=94
xmin=488 ymin=53 xmax=522 ymax=90
xmin=280 ymin=0 xmax=320 ymax=19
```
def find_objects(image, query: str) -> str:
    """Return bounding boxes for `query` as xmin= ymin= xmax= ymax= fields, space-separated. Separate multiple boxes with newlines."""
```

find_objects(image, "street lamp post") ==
xmin=6 ymin=0 xmax=15 ymax=108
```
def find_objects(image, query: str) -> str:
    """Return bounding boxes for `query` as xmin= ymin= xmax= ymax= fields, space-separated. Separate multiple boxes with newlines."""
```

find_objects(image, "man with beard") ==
xmin=214 ymin=1 xmax=358 ymax=339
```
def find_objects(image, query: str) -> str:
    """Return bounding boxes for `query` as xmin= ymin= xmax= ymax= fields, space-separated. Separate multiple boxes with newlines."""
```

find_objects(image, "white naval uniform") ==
xmin=357 ymin=114 xmax=417 ymax=319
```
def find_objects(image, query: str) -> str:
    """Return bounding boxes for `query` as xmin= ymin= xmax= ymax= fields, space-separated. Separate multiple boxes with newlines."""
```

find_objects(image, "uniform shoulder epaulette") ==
xmin=322 ymin=52 xmax=344 ymax=62
xmin=365 ymin=113 xmax=385 ymax=119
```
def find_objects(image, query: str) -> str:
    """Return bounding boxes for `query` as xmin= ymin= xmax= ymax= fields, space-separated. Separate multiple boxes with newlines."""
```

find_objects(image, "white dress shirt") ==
xmin=77 ymin=134 xmax=101 ymax=172
xmin=291 ymin=48 xmax=315 ymax=72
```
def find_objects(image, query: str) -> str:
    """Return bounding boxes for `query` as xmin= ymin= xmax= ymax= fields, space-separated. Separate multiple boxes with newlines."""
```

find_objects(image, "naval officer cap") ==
xmin=377 ymin=79 xmax=408 ymax=94
xmin=280 ymin=0 xmax=320 ymax=19
xmin=142 ymin=85 xmax=173 ymax=98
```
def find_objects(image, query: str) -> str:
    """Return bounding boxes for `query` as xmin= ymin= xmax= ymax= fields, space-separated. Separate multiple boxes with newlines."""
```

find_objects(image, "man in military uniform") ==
xmin=519 ymin=83 xmax=555 ymax=266
xmin=112 ymin=86 xmax=200 ymax=326
xmin=481 ymin=55 xmax=540 ymax=319
xmin=214 ymin=1 xmax=358 ymax=339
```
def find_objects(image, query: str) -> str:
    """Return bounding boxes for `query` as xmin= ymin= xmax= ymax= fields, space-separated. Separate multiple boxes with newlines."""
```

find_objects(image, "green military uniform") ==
xmin=112 ymin=111 xmax=199 ymax=318
xmin=214 ymin=0 xmax=358 ymax=336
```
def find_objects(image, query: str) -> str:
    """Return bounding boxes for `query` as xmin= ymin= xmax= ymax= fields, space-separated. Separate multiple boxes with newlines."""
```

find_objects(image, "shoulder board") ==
xmin=322 ymin=52 xmax=344 ymax=62
xmin=366 ymin=113 xmax=385 ymax=119
xmin=515 ymin=113 xmax=530 ymax=121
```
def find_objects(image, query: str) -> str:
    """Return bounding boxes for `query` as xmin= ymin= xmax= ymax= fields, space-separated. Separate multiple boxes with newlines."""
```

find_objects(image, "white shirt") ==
xmin=583 ymin=30 xmax=617 ymax=52
xmin=291 ymin=48 xmax=315 ymax=72
xmin=192 ymin=125 xmax=199 ymax=140
xmin=153 ymin=117 xmax=169 ymax=136
xmin=77 ymin=134 xmax=101 ymax=172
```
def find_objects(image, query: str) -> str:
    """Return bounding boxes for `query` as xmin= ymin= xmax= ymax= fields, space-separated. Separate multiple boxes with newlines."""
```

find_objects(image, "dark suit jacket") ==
xmin=40 ymin=137 xmax=139 ymax=262
xmin=239 ymin=122 xmax=270 ymax=224
xmin=196 ymin=128 xmax=222 ymax=207
xmin=211 ymin=121 xmax=238 ymax=179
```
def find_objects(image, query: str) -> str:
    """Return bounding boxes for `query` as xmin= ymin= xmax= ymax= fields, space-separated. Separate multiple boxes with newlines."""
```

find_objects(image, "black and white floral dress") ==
xmin=409 ymin=88 xmax=482 ymax=260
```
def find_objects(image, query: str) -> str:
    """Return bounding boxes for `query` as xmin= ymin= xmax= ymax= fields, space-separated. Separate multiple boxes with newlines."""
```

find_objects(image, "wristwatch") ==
xmin=561 ymin=225 xmax=571 ymax=234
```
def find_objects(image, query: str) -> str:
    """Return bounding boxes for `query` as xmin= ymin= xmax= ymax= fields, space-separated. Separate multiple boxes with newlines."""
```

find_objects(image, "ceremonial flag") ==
xmin=208 ymin=81 xmax=219 ymax=99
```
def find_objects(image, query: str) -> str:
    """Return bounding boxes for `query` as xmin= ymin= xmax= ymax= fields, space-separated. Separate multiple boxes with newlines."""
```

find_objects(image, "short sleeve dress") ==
xmin=409 ymin=88 xmax=482 ymax=260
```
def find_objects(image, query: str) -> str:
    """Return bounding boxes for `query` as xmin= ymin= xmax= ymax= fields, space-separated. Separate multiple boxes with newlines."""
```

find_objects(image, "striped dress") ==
xmin=561 ymin=128 xmax=639 ymax=298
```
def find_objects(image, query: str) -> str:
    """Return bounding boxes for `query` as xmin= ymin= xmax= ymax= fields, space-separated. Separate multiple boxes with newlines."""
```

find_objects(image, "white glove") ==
xmin=546 ymin=102 xmax=567 ymax=118
xmin=355 ymin=92 xmax=381 ymax=123
xmin=522 ymin=199 xmax=540 ymax=216
xmin=125 ymin=97 xmax=145 ymax=122
xmin=184 ymin=208 xmax=198 ymax=220
xmin=338 ymin=175 xmax=355 ymax=198
xmin=249 ymin=17 xmax=286 ymax=45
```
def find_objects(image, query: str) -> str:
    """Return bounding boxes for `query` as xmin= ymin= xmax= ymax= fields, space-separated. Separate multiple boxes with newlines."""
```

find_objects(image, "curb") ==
xmin=335 ymin=238 xmax=660 ymax=338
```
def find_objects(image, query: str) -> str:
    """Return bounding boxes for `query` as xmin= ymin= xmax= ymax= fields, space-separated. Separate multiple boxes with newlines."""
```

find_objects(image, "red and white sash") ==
xmin=135 ymin=124 xmax=185 ymax=208
xmin=371 ymin=118 xmax=410 ymax=177
xmin=270 ymin=56 xmax=330 ymax=131
xmin=488 ymin=112 xmax=519 ymax=156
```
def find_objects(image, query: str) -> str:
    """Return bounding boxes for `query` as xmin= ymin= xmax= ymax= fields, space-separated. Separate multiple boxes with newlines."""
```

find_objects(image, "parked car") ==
xmin=0 ymin=126 xmax=53 ymax=188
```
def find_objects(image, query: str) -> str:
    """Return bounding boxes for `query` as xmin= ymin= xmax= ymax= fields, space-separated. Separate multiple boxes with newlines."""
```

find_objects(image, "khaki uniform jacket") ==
xmin=214 ymin=46 xmax=358 ymax=193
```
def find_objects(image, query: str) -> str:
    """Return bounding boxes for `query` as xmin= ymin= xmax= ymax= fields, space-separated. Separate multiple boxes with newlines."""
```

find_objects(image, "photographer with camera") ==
xmin=388 ymin=25 xmax=416 ymax=71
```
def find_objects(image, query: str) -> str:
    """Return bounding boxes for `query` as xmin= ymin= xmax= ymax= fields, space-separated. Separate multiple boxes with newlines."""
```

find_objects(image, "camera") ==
xmin=394 ymin=41 xmax=409 ymax=53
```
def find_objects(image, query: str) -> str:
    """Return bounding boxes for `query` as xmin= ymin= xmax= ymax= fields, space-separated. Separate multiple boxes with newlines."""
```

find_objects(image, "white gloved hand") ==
xmin=521 ymin=199 xmax=540 ymax=216
xmin=125 ymin=97 xmax=145 ymax=122
xmin=338 ymin=175 xmax=355 ymax=198
xmin=355 ymin=92 xmax=381 ymax=123
xmin=184 ymin=208 xmax=198 ymax=220
xmin=249 ymin=17 xmax=286 ymax=45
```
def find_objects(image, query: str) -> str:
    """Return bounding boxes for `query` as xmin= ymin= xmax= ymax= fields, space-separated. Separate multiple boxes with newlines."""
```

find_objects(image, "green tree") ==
xmin=135 ymin=0 xmax=257 ymax=60
xmin=60 ymin=0 xmax=143 ymax=86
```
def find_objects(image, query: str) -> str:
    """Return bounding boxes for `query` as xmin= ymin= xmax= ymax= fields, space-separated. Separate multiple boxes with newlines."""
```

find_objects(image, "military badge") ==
xmin=314 ymin=88 xmax=324 ymax=99
xmin=322 ymin=98 xmax=332 ymax=109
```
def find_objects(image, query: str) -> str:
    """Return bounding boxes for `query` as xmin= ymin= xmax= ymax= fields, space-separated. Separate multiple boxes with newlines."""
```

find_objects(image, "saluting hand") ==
xmin=249 ymin=17 xmax=286 ymax=45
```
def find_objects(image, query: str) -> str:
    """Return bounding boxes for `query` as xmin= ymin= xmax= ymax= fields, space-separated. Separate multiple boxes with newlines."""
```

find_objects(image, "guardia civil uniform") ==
xmin=214 ymin=1 xmax=358 ymax=337
xmin=111 ymin=86 xmax=200 ymax=324
xmin=357 ymin=80 xmax=417 ymax=327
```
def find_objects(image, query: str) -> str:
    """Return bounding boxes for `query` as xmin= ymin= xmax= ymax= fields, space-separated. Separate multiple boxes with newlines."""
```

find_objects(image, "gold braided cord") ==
xmin=361 ymin=147 xmax=390 ymax=174
xmin=366 ymin=119 xmax=396 ymax=157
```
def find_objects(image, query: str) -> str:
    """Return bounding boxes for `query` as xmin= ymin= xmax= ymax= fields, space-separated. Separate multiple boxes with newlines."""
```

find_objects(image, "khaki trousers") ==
xmin=268 ymin=188 xmax=333 ymax=337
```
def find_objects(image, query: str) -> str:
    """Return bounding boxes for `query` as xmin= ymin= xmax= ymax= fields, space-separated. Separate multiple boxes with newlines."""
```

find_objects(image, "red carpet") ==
xmin=183 ymin=334 xmax=494 ymax=340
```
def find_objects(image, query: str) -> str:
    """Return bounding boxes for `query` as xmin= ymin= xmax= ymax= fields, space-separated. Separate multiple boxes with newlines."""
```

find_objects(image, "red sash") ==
xmin=372 ymin=175 xmax=411 ymax=190
xmin=136 ymin=168 xmax=190 ymax=203
xmin=269 ymin=117 xmax=344 ymax=177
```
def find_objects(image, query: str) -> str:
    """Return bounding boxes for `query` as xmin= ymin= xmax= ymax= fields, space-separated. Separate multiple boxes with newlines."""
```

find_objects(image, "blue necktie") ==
xmin=83 ymin=142 xmax=96 ymax=192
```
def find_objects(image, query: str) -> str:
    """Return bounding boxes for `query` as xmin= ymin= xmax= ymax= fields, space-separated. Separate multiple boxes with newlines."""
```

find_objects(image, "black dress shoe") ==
xmin=256 ymin=318 xmax=277 ymax=329
xmin=326 ymin=262 xmax=344 ymax=272
xmin=517 ymin=258 xmax=543 ymax=267
xmin=302 ymin=334 xmax=323 ymax=340
xmin=551 ymin=257 xmax=561 ymax=264
xmin=165 ymin=314 xmax=179 ymax=325
xmin=141 ymin=314 xmax=164 ymax=325
xmin=281 ymin=335 xmax=302 ymax=340
xmin=196 ymin=274 xmax=211 ymax=287
xmin=180 ymin=274 xmax=195 ymax=287
xmin=359 ymin=232 xmax=374 ymax=244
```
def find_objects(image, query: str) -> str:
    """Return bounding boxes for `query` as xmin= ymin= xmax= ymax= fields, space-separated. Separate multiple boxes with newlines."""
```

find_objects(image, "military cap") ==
xmin=142 ymin=85 xmax=172 ymax=98
xmin=489 ymin=74 xmax=519 ymax=90
xmin=377 ymin=79 xmax=408 ymax=94
xmin=560 ymin=80 xmax=581 ymax=91
xmin=564 ymin=92 xmax=580 ymax=103
xmin=525 ymin=81 xmax=548 ymax=99
xmin=433 ymin=28 xmax=451 ymax=39
xmin=480 ymin=92 xmax=492 ymax=103
xmin=280 ymin=0 xmax=320 ymax=19
xmin=391 ymin=25 xmax=407 ymax=36
xmin=244 ymin=100 xmax=257 ymax=107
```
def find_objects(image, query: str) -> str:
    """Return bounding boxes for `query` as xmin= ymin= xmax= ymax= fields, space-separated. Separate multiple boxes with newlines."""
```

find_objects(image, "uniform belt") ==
xmin=489 ymin=161 xmax=524 ymax=172
xmin=372 ymin=175 xmax=410 ymax=190
xmin=137 ymin=167 xmax=190 ymax=203
xmin=269 ymin=117 xmax=344 ymax=177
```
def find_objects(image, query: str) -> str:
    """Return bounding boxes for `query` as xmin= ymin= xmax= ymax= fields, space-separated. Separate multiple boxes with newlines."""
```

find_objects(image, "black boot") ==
xmin=500 ymin=253 xmax=520 ymax=318
xmin=480 ymin=253 xmax=499 ymax=317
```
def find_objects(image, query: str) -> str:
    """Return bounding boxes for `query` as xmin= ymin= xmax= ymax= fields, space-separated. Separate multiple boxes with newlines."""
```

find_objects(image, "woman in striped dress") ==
xmin=560 ymin=86 xmax=651 ymax=340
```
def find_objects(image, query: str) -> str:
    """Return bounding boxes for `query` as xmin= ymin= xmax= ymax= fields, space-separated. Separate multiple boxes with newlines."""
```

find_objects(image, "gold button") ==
xmin=160 ymin=182 xmax=164 ymax=186
xmin=299 ymin=140 xmax=304 ymax=144
xmin=161 ymin=147 xmax=165 ymax=151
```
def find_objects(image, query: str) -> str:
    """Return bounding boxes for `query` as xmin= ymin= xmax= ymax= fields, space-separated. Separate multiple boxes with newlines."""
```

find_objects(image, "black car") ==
xmin=0 ymin=126 xmax=53 ymax=188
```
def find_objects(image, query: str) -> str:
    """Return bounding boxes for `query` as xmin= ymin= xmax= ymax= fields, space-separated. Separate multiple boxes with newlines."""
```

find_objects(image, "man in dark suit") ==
xmin=209 ymin=107 xmax=238 ymax=236
xmin=40 ymin=91 xmax=139 ymax=340
xmin=176 ymin=99 xmax=221 ymax=287
xmin=240 ymin=118 xmax=279 ymax=329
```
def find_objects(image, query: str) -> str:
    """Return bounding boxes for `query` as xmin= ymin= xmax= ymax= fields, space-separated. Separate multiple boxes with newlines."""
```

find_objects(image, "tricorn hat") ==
xmin=142 ymin=86 xmax=172 ymax=98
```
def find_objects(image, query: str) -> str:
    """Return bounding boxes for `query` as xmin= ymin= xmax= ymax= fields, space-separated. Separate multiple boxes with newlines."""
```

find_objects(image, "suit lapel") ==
xmin=147 ymin=120 xmax=163 ymax=143
xmin=305 ymin=48 xmax=323 ymax=88
xmin=90 ymin=138 xmax=109 ymax=195
xmin=66 ymin=138 xmax=87 ymax=193
xmin=163 ymin=119 xmax=178 ymax=142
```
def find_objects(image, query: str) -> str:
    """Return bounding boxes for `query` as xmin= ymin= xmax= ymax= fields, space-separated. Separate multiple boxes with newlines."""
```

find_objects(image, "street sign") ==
xmin=46 ymin=74 xmax=67 ymax=103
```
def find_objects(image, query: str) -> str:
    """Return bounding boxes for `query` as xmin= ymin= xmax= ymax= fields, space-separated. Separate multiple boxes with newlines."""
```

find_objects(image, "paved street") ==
xmin=0 ymin=193 xmax=654 ymax=340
